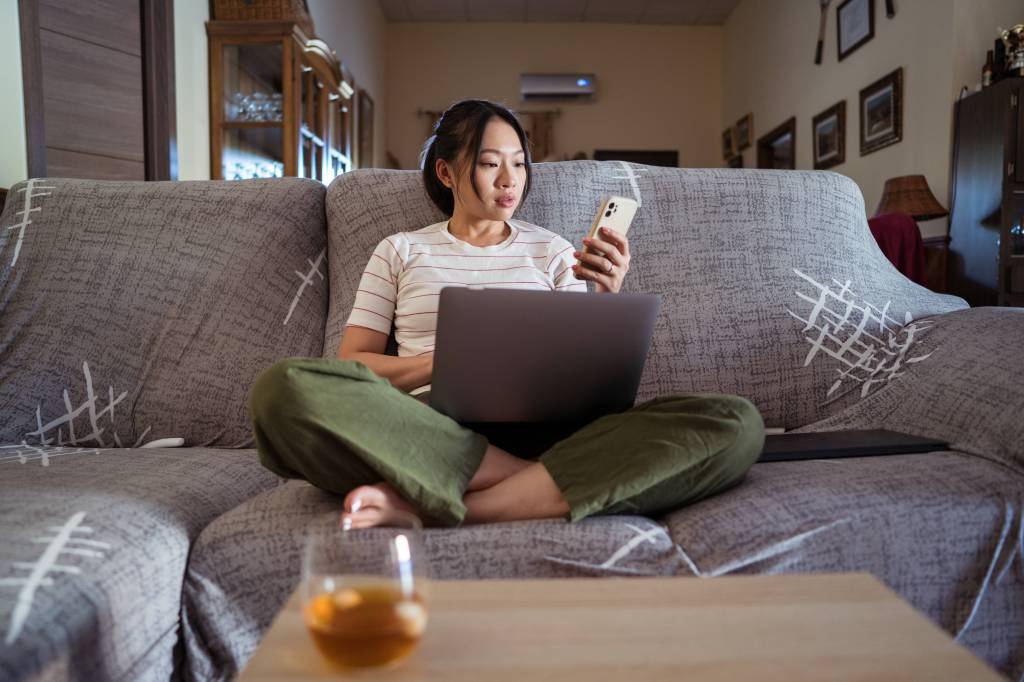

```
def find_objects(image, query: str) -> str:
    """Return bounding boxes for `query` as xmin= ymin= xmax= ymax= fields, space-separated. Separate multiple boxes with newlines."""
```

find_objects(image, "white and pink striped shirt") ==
xmin=345 ymin=219 xmax=586 ymax=395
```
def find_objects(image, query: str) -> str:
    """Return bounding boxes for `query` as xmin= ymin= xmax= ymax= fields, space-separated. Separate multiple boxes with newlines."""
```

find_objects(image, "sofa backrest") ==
xmin=0 ymin=178 xmax=328 ymax=448
xmin=324 ymin=162 xmax=967 ymax=429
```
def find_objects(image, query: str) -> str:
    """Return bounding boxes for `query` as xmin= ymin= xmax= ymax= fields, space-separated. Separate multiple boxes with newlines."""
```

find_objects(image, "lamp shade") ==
xmin=874 ymin=174 xmax=949 ymax=221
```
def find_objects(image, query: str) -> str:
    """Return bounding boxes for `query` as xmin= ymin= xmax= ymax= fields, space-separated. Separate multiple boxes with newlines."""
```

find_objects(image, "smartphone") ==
xmin=582 ymin=195 xmax=638 ymax=257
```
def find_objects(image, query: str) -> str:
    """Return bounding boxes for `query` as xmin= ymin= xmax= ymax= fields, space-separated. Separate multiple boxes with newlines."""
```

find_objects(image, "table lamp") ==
xmin=874 ymin=174 xmax=948 ymax=220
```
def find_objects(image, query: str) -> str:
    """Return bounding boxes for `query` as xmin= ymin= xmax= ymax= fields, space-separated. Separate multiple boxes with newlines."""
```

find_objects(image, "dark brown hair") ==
xmin=419 ymin=99 xmax=532 ymax=217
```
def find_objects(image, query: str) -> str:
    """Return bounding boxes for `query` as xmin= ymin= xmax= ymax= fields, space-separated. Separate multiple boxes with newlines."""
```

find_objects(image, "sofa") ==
xmin=0 ymin=163 xmax=1021 ymax=682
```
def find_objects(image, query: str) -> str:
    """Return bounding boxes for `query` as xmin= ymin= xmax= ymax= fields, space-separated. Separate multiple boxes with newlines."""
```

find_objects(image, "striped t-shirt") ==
xmin=345 ymin=218 xmax=587 ymax=395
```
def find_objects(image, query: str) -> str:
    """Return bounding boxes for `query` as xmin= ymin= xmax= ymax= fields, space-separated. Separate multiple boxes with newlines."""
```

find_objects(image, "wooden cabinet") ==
xmin=206 ymin=21 xmax=354 ymax=183
xmin=948 ymin=78 xmax=1024 ymax=306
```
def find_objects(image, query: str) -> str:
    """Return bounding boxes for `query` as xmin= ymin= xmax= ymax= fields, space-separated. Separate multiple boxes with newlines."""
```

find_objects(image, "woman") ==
xmin=251 ymin=99 xmax=763 ymax=529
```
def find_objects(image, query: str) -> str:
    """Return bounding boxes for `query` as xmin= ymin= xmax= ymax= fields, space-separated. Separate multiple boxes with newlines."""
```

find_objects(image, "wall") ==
xmin=174 ymin=0 xmax=210 ymax=180
xmin=386 ymin=22 xmax=724 ymax=171
xmin=724 ymin=0 xmax=959 ymax=238
xmin=723 ymin=0 xmax=1022 ymax=239
xmin=306 ymin=0 xmax=389 ymax=168
xmin=1 ymin=0 xmax=28 ymax=188
xmin=951 ymin=0 xmax=1022 ymax=98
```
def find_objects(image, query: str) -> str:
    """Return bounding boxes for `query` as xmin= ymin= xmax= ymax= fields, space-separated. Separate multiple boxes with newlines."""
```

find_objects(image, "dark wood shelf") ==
xmin=223 ymin=121 xmax=284 ymax=129
xmin=208 ymin=20 xmax=356 ymax=182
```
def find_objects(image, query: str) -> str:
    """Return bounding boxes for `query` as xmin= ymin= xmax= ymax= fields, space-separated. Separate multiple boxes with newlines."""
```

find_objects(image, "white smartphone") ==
xmin=582 ymin=195 xmax=638 ymax=257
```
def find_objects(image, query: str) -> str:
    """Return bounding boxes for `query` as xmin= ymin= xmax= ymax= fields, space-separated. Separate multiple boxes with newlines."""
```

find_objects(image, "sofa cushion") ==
xmin=0 ymin=445 xmax=280 ymax=682
xmin=323 ymin=163 xmax=967 ymax=430
xmin=180 ymin=480 xmax=687 ymax=681
xmin=663 ymin=453 xmax=1024 ymax=679
xmin=0 ymin=178 xmax=328 ymax=448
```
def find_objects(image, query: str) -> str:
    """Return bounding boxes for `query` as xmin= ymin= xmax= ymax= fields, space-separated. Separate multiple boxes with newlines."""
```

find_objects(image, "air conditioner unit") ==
xmin=520 ymin=73 xmax=596 ymax=100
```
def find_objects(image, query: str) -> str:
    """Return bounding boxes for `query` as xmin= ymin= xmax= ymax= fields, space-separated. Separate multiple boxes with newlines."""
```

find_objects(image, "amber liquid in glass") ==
xmin=304 ymin=583 xmax=427 ymax=668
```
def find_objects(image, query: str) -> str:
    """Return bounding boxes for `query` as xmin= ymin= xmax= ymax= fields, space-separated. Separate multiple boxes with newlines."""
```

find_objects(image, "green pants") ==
xmin=250 ymin=358 xmax=764 ymax=526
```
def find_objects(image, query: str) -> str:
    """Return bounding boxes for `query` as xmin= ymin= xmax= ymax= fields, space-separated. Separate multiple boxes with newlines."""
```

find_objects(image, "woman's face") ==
xmin=441 ymin=117 xmax=527 ymax=220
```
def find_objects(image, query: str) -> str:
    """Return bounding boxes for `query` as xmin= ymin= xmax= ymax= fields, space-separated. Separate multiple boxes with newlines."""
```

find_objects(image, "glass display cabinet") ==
xmin=207 ymin=21 xmax=355 ymax=183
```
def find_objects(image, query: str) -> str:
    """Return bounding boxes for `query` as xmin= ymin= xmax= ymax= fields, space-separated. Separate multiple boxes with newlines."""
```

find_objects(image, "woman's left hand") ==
xmin=572 ymin=227 xmax=631 ymax=293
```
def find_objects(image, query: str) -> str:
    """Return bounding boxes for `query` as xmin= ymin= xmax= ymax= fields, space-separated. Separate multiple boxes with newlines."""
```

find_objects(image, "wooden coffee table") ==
xmin=239 ymin=573 xmax=1003 ymax=681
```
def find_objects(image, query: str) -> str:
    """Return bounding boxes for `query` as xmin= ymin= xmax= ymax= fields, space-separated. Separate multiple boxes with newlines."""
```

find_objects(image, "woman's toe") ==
xmin=343 ymin=485 xmax=384 ymax=513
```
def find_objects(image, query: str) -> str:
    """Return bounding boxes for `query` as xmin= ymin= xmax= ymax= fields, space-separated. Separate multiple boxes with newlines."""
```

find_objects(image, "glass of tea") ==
xmin=301 ymin=511 xmax=430 ymax=670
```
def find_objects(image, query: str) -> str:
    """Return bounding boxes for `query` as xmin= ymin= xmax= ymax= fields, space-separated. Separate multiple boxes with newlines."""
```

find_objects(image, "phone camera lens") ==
xmin=604 ymin=210 xmax=612 ymax=217
xmin=609 ymin=202 xmax=616 ymax=208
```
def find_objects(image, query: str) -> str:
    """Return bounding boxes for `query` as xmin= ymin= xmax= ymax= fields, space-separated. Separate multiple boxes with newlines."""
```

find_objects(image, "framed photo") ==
xmin=756 ymin=117 xmax=796 ymax=170
xmin=837 ymin=0 xmax=874 ymax=62
xmin=734 ymin=113 xmax=753 ymax=151
xmin=721 ymin=127 xmax=735 ymax=161
xmin=357 ymin=89 xmax=374 ymax=168
xmin=812 ymin=101 xmax=846 ymax=170
xmin=859 ymin=67 xmax=902 ymax=155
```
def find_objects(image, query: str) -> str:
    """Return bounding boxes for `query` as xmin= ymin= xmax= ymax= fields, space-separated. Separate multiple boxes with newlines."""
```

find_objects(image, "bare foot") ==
xmin=340 ymin=482 xmax=421 ymax=529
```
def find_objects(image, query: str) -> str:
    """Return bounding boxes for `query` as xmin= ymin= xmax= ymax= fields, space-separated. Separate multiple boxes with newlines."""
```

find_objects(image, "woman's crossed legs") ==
xmin=251 ymin=358 xmax=763 ymax=530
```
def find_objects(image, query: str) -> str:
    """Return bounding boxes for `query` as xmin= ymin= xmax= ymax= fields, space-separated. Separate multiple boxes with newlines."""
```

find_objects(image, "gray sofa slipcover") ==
xmin=1 ymin=164 xmax=1021 ymax=682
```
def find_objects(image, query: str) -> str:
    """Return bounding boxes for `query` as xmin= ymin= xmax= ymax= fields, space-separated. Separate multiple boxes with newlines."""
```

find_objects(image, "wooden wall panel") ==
xmin=38 ymin=0 xmax=140 ymax=56
xmin=40 ymin=28 xmax=145 ymax=164
xmin=46 ymin=148 xmax=144 ymax=180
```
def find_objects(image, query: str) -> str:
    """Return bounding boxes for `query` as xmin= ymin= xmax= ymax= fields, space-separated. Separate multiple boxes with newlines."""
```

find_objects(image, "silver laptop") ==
xmin=429 ymin=288 xmax=661 ymax=423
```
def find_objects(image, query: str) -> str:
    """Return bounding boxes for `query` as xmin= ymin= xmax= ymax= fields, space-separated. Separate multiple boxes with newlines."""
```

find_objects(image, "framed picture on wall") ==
xmin=837 ymin=0 xmax=874 ymax=61
xmin=812 ymin=101 xmax=846 ymax=169
xmin=722 ymin=127 xmax=736 ymax=161
xmin=734 ymin=113 xmax=753 ymax=151
xmin=756 ymin=117 xmax=796 ymax=170
xmin=859 ymin=67 xmax=902 ymax=155
xmin=357 ymin=89 xmax=374 ymax=168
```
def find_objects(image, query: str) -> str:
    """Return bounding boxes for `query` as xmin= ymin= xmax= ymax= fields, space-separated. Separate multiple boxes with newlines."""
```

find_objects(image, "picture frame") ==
xmin=859 ymin=67 xmax=902 ymax=155
xmin=756 ymin=117 xmax=796 ymax=170
xmin=721 ymin=127 xmax=736 ymax=161
xmin=837 ymin=0 xmax=874 ymax=62
xmin=357 ymin=89 xmax=374 ymax=168
xmin=812 ymin=101 xmax=846 ymax=170
xmin=734 ymin=113 xmax=753 ymax=151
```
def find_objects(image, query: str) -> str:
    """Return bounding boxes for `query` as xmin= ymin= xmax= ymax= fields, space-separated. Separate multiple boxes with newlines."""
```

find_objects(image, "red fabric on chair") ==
xmin=868 ymin=212 xmax=928 ymax=286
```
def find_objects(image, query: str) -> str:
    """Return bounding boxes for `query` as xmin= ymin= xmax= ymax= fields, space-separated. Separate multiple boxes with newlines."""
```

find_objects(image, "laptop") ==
xmin=759 ymin=429 xmax=948 ymax=462
xmin=429 ymin=288 xmax=661 ymax=423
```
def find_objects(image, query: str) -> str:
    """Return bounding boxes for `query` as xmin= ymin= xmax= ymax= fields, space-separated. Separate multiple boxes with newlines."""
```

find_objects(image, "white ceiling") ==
xmin=378 ymin=0 xmax=742 ymax=25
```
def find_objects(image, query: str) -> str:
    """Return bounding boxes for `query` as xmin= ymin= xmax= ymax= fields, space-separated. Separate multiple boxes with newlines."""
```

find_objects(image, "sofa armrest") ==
xmin=795 ymin=307 xmax=1024 ymax=476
